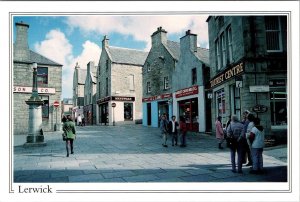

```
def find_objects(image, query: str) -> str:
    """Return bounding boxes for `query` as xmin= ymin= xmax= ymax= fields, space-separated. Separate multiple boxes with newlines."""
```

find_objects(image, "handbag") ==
xmin=62 ymin=132 xmax=67 ymax=141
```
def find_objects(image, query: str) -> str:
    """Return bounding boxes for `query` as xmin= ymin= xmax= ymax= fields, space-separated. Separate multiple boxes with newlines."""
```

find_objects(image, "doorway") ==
xmin=147 ymin=103 xmax=151 ymax=126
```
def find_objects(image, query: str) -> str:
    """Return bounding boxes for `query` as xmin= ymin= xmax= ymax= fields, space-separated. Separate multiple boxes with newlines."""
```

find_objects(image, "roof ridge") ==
xmin=109 ymin=46 xmax=148 ymax=53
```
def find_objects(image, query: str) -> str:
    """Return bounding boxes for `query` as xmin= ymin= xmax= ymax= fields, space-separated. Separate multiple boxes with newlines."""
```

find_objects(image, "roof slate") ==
xmin=107 ymin=46 xmax=148 ymax=66
xmin=30 ymin=50 xmax=62 ymax=66
xmin=165 ymin=40 xmax=180 ymax=60
xmin=195 ymin=48 xmax=210 ymax=66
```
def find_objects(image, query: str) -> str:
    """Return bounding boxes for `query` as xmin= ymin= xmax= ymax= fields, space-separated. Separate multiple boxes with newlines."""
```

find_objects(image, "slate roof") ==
xmin=165 ymin=40 xmax=180 ymax=61
xmin=107 ymin=46 xmax=148 ymax=66
xmin=77 ymin=68 xmax=87 ymax=84
xmin=29 ymin=50 xmax=62 ymax=66
xmin=195 ymin=48 xmax=210 ymax=66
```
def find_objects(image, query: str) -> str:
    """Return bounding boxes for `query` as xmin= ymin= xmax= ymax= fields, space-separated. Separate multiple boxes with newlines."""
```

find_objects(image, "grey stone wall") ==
xmin=97 ymin=48 xmax=111 ymax=99
xmin=142 ymin=44 xmax=175 ymax=98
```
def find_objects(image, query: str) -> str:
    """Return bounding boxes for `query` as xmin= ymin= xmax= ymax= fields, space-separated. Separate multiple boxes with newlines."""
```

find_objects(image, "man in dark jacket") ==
xmin=168 ymin=116 xmax=179 ymax=146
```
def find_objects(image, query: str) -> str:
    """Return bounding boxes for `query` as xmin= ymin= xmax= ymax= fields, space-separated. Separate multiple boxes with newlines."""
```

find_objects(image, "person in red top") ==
xmin=179 ymin=116 xmax=187 ymax=147
xmin=215 ymin=116 xmax=225 ymax=149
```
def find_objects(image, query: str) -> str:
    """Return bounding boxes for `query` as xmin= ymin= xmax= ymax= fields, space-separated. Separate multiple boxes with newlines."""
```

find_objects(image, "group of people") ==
xmin=215 ymin=111 xmax=265 ymax=175
xmin=62 ymin=115 xmax=76 ymax=157
xmin=76 ymin=114 xmax=85 ymax=126
xmin=160 ymin=114 xmax=188 ymax=148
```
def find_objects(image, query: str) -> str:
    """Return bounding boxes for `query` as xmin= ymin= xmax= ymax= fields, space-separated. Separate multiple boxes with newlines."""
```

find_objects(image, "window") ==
xmin=230 ymin=85 xmax=241 ymax=120
xmin=227 ymin=26 xmax=233 ymax=62
xmin=40 ymin=96 xmax=49 ymax=118
xmin=220 ymin=33 xmax=226 ymax=67
xmin=192 ymin=68 xmax=197 ymax=85
xmin=129 ymin=74 xmax=134 ymax=91
xmin=163 ymin=76 xmax=169 ymax=90
xmin=270 ymin=90 xmax=287 ymax=125
xmin=265 ymin=16 xmax=282 ymax=52
xmin=147 ymin=81 xmax=151 ymax=93
xmin=106 ymin=60 xmax=109 ymax=71
xmin=215 ymin=39 xmax=221 ymax=70
xmin=124 ymin=103 xmax=133 ymax=121
xmin=216 ymin=89 xmax=225 ymax=117
xmin=37 ymin=67 xmax=48 ymax=85
xmin=147 ymin=63 xmax=151 ymax=72
xmin=105 ymin=77 xmax=108 ymax=96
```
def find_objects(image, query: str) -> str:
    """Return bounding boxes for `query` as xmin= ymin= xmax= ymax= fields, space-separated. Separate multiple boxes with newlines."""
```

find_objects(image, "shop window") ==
xmin=124 ymin=103 xmax=133 ymax=121
xmin=216 ymin=89 xmax=226 ymax=117
xmin=178 ymin=98 xmax=199 ymax=132
xmin=265 ymin=16 xmax=283 ymax=52
xmin=270 ymin=91 xmax=287 ymax=125
xmin=147 ymin=81 xmax=151 ymax=93
xmin=37 ymin=67 xmax=48 ymax=85
xmin=40 ymin=96 xmax=49 ymax=118
xmin=230 ymin=85 xmax=241 ymax=120
xmin=163 ymin=76 xmax=169 ymax=90
xmin=192 ymin=68 xmax=197 ymax=85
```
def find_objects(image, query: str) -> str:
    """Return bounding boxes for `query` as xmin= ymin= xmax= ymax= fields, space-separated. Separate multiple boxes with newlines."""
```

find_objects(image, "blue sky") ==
xmin=13 ymin=15 xmax=209 ymax=99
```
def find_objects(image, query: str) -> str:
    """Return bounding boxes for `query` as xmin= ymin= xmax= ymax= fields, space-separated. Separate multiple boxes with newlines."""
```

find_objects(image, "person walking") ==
xmin=244 ymin=113 xmax=255 ymax=166
xmin=226 ymin=115 xmax=244 ymax=173
xmin=215 ymin=116 xmax=225 ymax=149
xmin=63 ymin=115 xmax=76 ymax=157
xmin=160 ymin=114 xmax=169 ymax=147
xmin=168 ymin=115 xmax=179 ymax=146
xmin=179 ymin=116 xmax=187 ymax=147
xmin=249 ymin=117 xmax=265 ymax=174
xmin=77 ymin=114 xmax=82 ymax=126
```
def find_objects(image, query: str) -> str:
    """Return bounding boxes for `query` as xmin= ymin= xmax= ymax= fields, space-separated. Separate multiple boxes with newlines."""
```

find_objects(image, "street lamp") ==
xmin=25 ymin=62 xmax=46 ymax=146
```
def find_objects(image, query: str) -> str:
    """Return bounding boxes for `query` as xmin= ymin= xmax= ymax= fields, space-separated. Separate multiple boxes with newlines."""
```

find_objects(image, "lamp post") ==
xmin=25 ymin=62 xmax=46 ymax=146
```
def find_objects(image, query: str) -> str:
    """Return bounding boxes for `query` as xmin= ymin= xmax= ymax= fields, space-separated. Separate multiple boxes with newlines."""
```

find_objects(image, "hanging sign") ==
xmin=252 ymin=104 xmax=268 ymax=113
xmin=249 ymin=85 xmax=270 ymax=93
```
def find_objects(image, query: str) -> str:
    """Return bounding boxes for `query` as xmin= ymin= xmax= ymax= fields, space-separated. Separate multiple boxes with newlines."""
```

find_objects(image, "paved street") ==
xmin=14 ymin=125 xmax=287 ymax=183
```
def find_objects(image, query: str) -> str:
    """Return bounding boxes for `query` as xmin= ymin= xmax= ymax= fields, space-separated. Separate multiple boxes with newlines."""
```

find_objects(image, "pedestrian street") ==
xmin=14 ymin=125 xmax=287 ymax=183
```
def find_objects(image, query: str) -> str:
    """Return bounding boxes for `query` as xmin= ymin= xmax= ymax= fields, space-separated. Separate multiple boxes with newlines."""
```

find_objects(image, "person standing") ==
xmin=215 ymin=116 xmax=225 ymax=149
xmin=244 ymin=113 xmax=255 ymax=166
xmin=63 ymin=115 xmax=76 ymax=157
xmin=249 ymin=117 xmax=265 ymax=174
xmin=168 ymin=116 xmax=179 ymax=146
xmin=179 ymin=116 xmax=187 ymax=147
xmin=226 ymin=115 xmax=244 ymax=173
xmin=77 ymin=114 xmax=82 ymax=126
xmin=160 ymin=114 xmax=169 ymax=147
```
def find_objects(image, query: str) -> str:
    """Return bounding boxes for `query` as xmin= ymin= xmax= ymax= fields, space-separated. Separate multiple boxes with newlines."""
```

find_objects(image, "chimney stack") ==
xmin=14 ymin=21 xmax=30 ymax=61
xmin=151 ymin=26 xmax=167 ymax=47
xmin=102 ymin=35 xmax=109 ymax=48
xmin=180 ymin=29 xmax=197 ymax=53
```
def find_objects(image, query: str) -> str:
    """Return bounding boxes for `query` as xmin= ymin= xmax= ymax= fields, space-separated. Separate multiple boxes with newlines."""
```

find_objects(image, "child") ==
xmin=248 ymin=117 xmax=265 ymax=174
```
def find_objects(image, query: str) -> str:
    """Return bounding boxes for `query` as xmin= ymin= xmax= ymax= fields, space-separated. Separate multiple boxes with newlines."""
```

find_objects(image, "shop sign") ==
xmin=209 ymin=62 xmax=244 ymax=88
xmin=142 ymin=93 xmax=172 ymax=102
xmin=175 ymin=86 xmax=198 ymax=98
xmin=97 ymin=96 xmax=111 ymax=104
xmin=252 ymin=104 xmax=268 ymax=113
xmin=249 ymin=85 xmax=270 ymax=93
xmin=13 ymin=86 xmax=56 ymax=94
xmin=112 ymin=96 xmax=135 ymax=102
xmin=269 ymin=79 xmax=286 ymax=87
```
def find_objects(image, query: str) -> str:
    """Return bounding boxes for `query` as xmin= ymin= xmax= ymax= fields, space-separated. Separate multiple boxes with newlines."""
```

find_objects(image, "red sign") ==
xmin=142 ymin=93 xmax=172 ymax=102
xmin=175 ymin=86 xmax=199 ymax=98
xmin=53 ymin=101 xmax=59 ymax=108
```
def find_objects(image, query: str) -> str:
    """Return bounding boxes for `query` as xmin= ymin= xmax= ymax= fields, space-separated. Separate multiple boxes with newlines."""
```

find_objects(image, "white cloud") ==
xmin=65 ymin=15 xmax=209 ymax=50
xmin=34 ymin=30 xmax=101 ymax=99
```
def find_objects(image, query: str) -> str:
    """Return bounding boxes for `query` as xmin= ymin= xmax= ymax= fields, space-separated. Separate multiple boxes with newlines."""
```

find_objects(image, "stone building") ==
xmin=142 ymin=27 xmax=180 ymax=127
xmin=84 ymin=61 xmax=97 ymax=125
xmin=61 ymin=98 xmax=73 ymax=116
xmin=13 ymin=22 xmax=62 ymax=135
xmin=206 ymin=16 xmax=287 ymax=141
xmin=96 ymin=36 xmax=148 ymax=125
xmin=172 ymin=30 xmax=210 ymax=132
xmin=72 ymin=63 xmax=87 ymax=121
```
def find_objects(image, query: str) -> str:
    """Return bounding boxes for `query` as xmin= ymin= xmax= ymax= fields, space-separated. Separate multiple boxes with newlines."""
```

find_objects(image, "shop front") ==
xmin=83 ymin=104 xmax=94 ymax=125
xmin=142 ymin=93 xmax=172 ymax=127
xmin=173 ymin=85 xmax=206 ymax=132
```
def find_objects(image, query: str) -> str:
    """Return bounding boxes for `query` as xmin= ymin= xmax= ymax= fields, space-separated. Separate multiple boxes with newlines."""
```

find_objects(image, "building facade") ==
xmin=142 ymin=27 xmax=180 ymax=127
xmin=207 ymin=16 xmax=287 ymax=140
xmin=96 ymin=36 xmax=148 ymax=125
xmin=172 ymin=30 xmax=210 ymax=132
xmin=13 ymin=22 xmax=63 ymax=135
xmin=84 ymin=61 xmax=97 ymax=125
xmin=72 ymin=63 xmax=87 ymax=121
xmin=61 ymin=98 xmax=73 ymax=117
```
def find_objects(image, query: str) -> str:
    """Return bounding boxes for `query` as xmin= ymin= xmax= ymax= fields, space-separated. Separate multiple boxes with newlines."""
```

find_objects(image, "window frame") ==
xmin=37 ymin=67 xmax=48 ymax=85
xmin=265 ymin=16 xmax=283 ymax=52
xmin=191 ymin=68 xmax=197 ymax=85
xmin=147 ymin=81 xmax=151 ymax=93
xmin=163 ymin=76 xmax=169 ymax=90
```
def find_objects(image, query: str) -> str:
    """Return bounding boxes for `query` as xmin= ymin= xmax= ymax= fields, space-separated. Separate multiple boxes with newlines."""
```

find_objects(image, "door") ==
xmin=147 ymin=103 xmax=151 ymax=126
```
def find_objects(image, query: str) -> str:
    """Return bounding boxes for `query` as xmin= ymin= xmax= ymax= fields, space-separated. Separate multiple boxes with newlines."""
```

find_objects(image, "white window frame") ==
xmin=163 ymin=76 xmax=169 ymax=90
xmin=216 ymin=39 xmax=221 ymax=70
xmin=221 ymin=33 xmax=226 ymax=68
xmin=227 ymin=26 xmax=233 ymax=63
xmin=265 ymin=16 xmax=283 ymax=52
xmin=147 ymin=81 xmax=151 ymax=93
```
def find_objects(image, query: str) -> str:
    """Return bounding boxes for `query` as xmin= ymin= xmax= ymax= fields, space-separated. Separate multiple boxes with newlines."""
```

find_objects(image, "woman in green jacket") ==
xmin=63 ymin=115 xmax=76 ymax=157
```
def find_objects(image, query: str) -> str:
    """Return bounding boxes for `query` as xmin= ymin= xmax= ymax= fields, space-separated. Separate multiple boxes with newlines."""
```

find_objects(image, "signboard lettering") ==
xmin=249 ymin=85 xmax=270 ymax=93
xmin=175 ymin=86 xmax=199 ymax=98
xmin=142 ymin=93 xmax=172 ymax=102
xmin=13 ymin=86 xmax=56 ymax=94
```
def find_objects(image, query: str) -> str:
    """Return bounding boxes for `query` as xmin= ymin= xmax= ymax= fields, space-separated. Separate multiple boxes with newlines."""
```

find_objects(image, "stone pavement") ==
xmin=14 ymin=125 xmax=287 ymax=183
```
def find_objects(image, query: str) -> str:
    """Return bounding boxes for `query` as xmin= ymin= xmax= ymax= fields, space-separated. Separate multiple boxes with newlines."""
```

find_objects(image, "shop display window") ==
xmin=179 ymin=98 xmax=198 ymax=131
xmin=270 ymin=91 xmax=287 ymax=125
xmin=124 ymin=103 xmax=133 ymax=121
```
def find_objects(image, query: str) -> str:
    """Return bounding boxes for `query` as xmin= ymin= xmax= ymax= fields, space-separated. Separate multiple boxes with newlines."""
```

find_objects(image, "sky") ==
xmin=13 ymin=15 xmax=209 ymax=99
